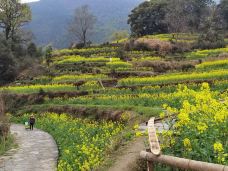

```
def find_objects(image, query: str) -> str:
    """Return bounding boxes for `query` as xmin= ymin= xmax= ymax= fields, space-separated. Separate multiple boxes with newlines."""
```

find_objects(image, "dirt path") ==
xmin=0 ymin=124 xmax=58 ymax=171
xmin=108 ymin=122 xmax=167 ymax=171
xmin=108 ymin=137 xmax=146 ymax=171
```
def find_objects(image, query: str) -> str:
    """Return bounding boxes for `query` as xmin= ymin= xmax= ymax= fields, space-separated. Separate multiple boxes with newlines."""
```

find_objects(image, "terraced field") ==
xmin=3 ymin=37 xmax=228 ymax=170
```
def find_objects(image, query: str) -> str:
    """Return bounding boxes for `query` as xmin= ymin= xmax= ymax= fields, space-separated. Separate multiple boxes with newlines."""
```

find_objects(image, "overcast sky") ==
xmin=20 ymin=0 xmax=40 ymax=4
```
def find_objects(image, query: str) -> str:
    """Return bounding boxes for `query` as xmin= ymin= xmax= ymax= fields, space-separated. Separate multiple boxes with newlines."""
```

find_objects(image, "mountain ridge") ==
xmin=27 ymin=0 xmax=144 ymax=48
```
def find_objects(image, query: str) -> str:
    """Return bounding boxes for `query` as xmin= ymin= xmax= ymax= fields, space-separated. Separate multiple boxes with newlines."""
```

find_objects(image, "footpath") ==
xmin=0 ymin=124 xmax=58 ymax=171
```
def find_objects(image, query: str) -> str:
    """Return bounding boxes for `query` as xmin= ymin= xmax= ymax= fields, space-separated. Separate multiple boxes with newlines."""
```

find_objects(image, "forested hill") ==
xmin=28 ymin=0 xmax=143 ymax=48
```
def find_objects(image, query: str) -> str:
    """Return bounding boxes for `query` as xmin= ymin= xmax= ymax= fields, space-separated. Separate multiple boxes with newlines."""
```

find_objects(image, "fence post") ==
xmin=147 ymin=161 xmax=154 ymax=171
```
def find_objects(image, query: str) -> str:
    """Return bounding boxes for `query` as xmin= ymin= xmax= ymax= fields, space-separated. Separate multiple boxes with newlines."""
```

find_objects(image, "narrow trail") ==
xmin=0 ymin=124 xmax=58 ymax=171
xmin=108 ymin=121 xmax=167 ymax=171
xmin=108 ymin=136 xmax=145 ymax=171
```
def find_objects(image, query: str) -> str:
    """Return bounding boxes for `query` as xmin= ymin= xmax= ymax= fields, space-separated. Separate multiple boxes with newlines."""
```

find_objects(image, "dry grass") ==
xmin=137 ymin=38 xmax=173 ymax=55
xmin=135 ymin=60 xmax=197 ymax=73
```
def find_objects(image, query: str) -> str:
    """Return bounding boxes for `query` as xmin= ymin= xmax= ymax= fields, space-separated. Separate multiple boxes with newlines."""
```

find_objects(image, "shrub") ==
xmin=124 ymin=38 xmax=173 ymax=55
xmin=0 ymin=41 xmax=17 ymax=85
xmin=196 ymin=32 xmax=226 ymax=50
xmin=0 ymin=94 xmax=9 ymax=138
xmin=135 ymin=61 xmax=195 ymax=73
xmin=115 ymin=47 xmax=128 ymax=60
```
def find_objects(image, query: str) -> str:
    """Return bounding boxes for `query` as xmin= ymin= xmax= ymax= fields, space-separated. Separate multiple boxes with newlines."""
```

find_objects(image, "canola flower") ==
xmin=143 ymin=33 xmax=198 ymax=43
xmin=183 ymin=138 xmax=192 ymax=151
xmin=106 ymin=61 xmax=133 ymax=69
xmin=118 ymin=69 xmax=228 ymax=86
xmin=12 ymin=113 xmax=124 ymax=170
xmin=0 ymin=84 xmax=76 ymax=94
xmin=52 ymin=47 xmax=118 ymax=57
xmin=186 ymin=47 xmax=228 ymax=59
xmin=214 ymin=142 xmax=224 ymax=153
xmin=196 ymin=59 xmax=228 ymax=70
xmin=52 ymin=74 xmax=108 ymax=83
xmin=54 ymin=55 xmax=120 ymax=65
xmin=159 ymin=83 xmax=228 ymax=165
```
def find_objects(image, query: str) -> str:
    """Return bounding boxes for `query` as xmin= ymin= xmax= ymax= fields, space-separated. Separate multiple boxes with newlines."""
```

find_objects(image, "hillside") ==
xmin=27 ymin=0 xmax=143 ymax=48
xmin=2 ymin=33 xmax=228 ymax=169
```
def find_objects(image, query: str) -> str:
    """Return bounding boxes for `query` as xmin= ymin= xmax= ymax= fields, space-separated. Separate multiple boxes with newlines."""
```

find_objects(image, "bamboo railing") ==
xmin=141 ymin=118 xmax=228 ymax=171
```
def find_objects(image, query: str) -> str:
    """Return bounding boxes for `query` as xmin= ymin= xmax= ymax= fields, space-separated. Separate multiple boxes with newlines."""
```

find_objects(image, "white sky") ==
xmin=20 ymin=0 xmax=40 ymax=4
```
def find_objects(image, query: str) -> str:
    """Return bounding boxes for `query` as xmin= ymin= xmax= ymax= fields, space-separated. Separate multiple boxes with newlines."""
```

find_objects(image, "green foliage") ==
xmin=128 ymin=0 xmax=168 ymax=37
xmin=128 ymin=0 xmax=214 ymax=37
xmin=0 ymin=134 xmax=15 ymax=155
xmin=219 ymin=0 xmax=228 ymax=27
xmin=110 ymin=30 xmax=129 ymax=42
xmin=45 ymin=45 xmax=53 ymax=66
xmin=0 ymin=0 xmax=31 ymax=41
xmin=27 ymin=42 xmax=38 ymax=58
xmin=0 ymin=38 xmax=16 ymax=85
xmin=196 ymin=5 xmax=226 ymax=49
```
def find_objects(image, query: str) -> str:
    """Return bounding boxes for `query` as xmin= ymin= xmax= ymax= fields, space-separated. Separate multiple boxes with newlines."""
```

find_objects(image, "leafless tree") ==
xmin=68 ymin=5 xmax=97 ymax=47
xmin=165 ymin=0 xmax=189 ymax=41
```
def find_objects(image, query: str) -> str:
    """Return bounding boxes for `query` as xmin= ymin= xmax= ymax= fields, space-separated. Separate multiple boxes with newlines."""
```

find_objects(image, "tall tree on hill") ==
xmin=128 ymin=0 xmax=214 ymax=37
xmin=0 ymin=36 xmax=16 ymax=85
xmin=197 ymin=4 xmax=226 ymax=49
xmin=219 ymin=0 xmax=228 ymax=28
xmin=187 ymin=0 xmax=214 ymax=31
xmin=165 ymin=0 xmax=189 ymax=41
xmin=68 ymin=5 xmax=97 ymax=47
xmin=128 ymin=0 xmax=168 ymax=37
xmin=0 ymin=0 xmax=31 ymax=41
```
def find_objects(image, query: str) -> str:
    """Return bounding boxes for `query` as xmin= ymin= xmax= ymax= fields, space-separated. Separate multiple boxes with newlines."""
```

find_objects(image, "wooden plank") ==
xmin=148 ymin=117 xmax=161 ymax=155
xmin=140 ymin=151 xmax=228 ymax=171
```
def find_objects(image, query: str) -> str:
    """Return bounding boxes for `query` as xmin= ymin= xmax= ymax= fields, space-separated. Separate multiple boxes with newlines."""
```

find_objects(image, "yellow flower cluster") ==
xmin=0 ymin=84 xmax=76 ymax=94
xmin=186 ymin=47 xmax=228 ymax=59
xmin=106 ymin=61 xmax=133 ymax=69
xmin=118 ymin=69 xmax=228 ymax=86
xmin=214 ymin=142 xmax=224 ymax=153
xmin=52 ymin=74 xmax=107 ymax=83
xmin=196 ymin=59 xmax=228 ymax=70
xmin=183 ymin=138 xmax=192 ymax=151
xmin=52 ymin=47 xmax=117 ymax=57
xmin=159 ymin=83 xmax=228 ymax=165
xmin=54 ymin=55 xmax=120 ymax=65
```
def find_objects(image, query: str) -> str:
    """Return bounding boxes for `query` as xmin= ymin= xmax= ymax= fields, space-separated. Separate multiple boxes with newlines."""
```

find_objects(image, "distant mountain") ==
xmin=27 ymin=0 xmax=144 ymax=48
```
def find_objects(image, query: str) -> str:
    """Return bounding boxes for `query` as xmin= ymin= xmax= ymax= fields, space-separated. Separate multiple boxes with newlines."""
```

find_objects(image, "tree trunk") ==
xmin=5 ymin=26 xmax=10 ymax=40
xmin=83 ymin=30 xmax=86 ymax=47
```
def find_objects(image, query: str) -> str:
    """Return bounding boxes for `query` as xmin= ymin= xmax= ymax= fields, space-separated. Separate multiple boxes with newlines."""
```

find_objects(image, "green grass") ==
xmin=0 ymin=134 xmax=16 ymax=155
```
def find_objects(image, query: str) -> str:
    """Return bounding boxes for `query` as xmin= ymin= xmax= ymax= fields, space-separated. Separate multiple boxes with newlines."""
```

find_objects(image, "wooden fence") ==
xmin=141 ymin=118 xmax=228 ymax=171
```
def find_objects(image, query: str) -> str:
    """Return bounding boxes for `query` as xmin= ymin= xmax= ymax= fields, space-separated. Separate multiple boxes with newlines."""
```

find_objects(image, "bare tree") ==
xmin=165 ymin=0 xmax=189 ymax=41
xmin=0 ymin=0 xmax=31 ymax=41
xmin=68 ymin=5 xmax=97 ymax=47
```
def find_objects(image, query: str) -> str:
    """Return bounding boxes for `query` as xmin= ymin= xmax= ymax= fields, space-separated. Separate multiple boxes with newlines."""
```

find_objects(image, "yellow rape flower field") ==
xmin=159 ymin=83 xmax=228 ymax=165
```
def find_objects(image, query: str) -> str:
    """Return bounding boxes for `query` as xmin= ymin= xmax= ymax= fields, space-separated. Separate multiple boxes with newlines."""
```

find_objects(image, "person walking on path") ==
xmin=29 ymin=114 xmax=36 ymax=130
